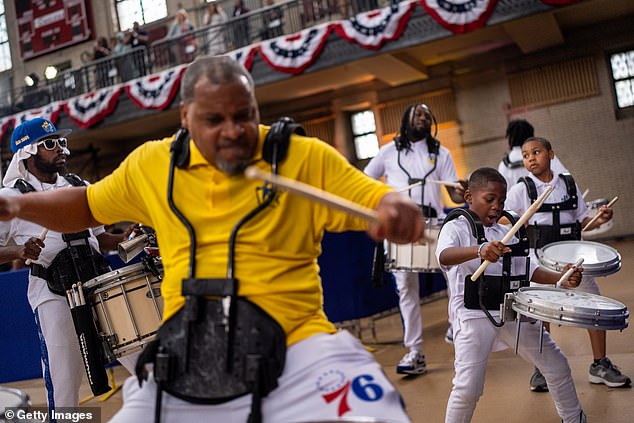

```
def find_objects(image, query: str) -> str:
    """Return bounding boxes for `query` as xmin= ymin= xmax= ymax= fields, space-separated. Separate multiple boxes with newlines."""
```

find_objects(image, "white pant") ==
xmin=35 ymin=298 xmax=84 ymax=409
xmin=34 ymin=298 xmax=138 ymax=410
xmin=109 ymin=331 xmax=411 ymax=423
xmin=446 ymin=318 xmax=582 ymax=423
xmin=393 ymin=271 xmax=423 ymax=352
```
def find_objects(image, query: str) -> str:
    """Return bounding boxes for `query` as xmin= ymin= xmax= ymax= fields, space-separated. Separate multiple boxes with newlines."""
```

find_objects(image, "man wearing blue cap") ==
xmin=0 ymin=118 xmax=134 ymax=410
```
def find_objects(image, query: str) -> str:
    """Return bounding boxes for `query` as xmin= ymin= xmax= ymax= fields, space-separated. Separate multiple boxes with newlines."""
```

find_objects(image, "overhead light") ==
xmin=25 ymin=72 xmax=39 ymax=87
xmin=44 ymin=66 xmax=58 ymax=80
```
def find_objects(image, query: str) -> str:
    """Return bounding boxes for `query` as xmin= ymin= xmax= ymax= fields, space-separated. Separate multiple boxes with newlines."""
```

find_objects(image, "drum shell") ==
xmin=537 ymin=240 xmax=621 ymax=277
xmin=84 ymin=262 xmax=163 ymax=360
xmin=511 ymin=287 xmax=629 ymax=330
xmin=0 ymin=386 xmax=30 ymax=421
xmin=386 ymin=219 xmax=441 ymax=273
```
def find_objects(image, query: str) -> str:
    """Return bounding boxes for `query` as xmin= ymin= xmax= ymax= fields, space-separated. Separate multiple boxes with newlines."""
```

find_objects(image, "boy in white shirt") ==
xmin=505 ymin=137 xmax=630 ymax=391
xmin=437 ymin=167 xmax=585 ymax=423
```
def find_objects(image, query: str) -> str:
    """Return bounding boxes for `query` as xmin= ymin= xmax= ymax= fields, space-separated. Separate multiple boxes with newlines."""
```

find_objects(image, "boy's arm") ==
xmin=531 ymin=264 xmax=583 ymax=288
xmin=439 ymin=240 xmax=510 ymax=266
xmin=581 ymin=205 xmax=613 ymax=231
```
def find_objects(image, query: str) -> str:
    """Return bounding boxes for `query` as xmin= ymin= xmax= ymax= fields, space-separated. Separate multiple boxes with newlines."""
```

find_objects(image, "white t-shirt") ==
xmin=498 ymin=146 xmax=569 ymax=190
xmin=0 ymin=173 xmax=105 ymax=310
xmin=364 ymin=139 xmax=458 ymax=218
xmin=436 ymin=216 xmax=538 ymax=325
xmin=504 ymin=172 xmax=588 ymax=226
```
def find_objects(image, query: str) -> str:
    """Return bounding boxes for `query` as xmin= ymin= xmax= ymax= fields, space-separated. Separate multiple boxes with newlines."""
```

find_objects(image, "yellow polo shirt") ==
xmin=87 ymin=125 xmax=391 ymax=346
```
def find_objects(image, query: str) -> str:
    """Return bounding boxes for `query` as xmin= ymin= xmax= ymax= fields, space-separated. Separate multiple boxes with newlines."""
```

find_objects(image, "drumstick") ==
xmin=470 ymin=185 xmax=555 ymax=281
xmin=396 ymin=181 xmax=423 ymax=193
xmin=430 ymin=180 xmax=463 ymax=190
xmin=556 ymin=258 xmax=584 ymax=288
xmin=581 ymin=188 xmax=589 ymax=199
xmin=245 ymin=166 xmax=379 ymax=222
xmin=25 ymin=228 xmax=49 ymax=266
xmin=582 ymin=196 xmax=618 ymax=232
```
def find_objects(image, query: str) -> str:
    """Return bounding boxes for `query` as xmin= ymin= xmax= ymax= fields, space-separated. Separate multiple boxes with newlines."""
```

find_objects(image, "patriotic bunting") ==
xmin=1 ymin=0 xmax=582 ymax=135
xmin=419 ymin=0 xmax=498 ymax=34
xmin=0 ymin=102 xmax=63 ymax=141
xmin=258 ymin=24 xmax=332 ymax=74
xmin=64 ymin=86 xmax=122 ymax=129
xmin=334 ymin=0 xmax=416 ymax=50
xmin=125 ymin=65 xmax=187 ymax=110
xmin=226 ymin=45 xmax=258 ymax=71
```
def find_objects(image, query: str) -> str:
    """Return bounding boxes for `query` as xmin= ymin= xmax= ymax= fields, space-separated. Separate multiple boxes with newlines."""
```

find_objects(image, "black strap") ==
xmin=502 ymin=153 xmax=524 ymax=169
xmin=30 ymin=263 xmax=48 ymax=280
xmin=442 ymin=209 xmax=486 ymax=244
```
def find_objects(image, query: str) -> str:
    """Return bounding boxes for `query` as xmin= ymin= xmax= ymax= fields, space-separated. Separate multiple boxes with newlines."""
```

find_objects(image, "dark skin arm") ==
xmin=367 ymin=192 xmax=425 ymax=244
xmin=439 ymin=240 xmax=582 ymax=288
xmin=0 ymin=237 xmax=45 ymax=264
xmin=0 ymin=187 xmax=101 ymax=232
xmin=446 ymin=179 xmax=467 ymax=204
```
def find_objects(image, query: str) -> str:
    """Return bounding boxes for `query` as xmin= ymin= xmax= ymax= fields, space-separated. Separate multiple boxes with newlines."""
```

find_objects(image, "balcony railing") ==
xmin=1 ymin=0 xmax=394 ymax=117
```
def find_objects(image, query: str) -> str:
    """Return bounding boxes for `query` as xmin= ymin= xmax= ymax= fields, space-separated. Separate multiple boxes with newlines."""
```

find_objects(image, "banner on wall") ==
xmin=14 ymin=0 xmax=93 ymax=60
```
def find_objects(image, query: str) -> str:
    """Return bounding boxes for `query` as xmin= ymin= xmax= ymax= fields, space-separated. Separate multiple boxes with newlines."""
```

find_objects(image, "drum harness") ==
xmin=519 ymin=173 xmax=581 ymax=251
xmin=135 ymin=118 xmax=304 ymax=423
xmin=16 ymin=174 xmax=111 ymax=295
xmin=442 ymin=209 xmax=530 ymax=327
xmin=501 ymin=153 xmax=524 ymax=169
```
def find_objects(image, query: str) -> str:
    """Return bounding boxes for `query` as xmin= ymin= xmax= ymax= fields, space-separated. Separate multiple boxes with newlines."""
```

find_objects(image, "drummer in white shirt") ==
xmin=505 ymin=136 xmax=631 ymax=391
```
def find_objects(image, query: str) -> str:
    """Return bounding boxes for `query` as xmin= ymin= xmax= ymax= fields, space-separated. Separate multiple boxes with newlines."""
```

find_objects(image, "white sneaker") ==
xmin=396 ymin=351 xmax=426 ymax=375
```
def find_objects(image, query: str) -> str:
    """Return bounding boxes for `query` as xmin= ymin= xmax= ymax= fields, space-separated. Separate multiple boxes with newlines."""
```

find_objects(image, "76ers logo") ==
xmin=316 ymin=369 xmax=384 ymax=417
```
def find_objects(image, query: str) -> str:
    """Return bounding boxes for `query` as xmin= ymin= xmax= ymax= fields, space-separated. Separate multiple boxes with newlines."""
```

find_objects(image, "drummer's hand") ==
xmin=478 ymin=241 xmax=510 ymax=262
xmin=448 ymin=179 xmax=468 ymax=203
xmin=560 ymin=263 xmax=583 ymax=288
xmin=596 ymin=205 xmax=614 ymax=224
xmin=19 ymin=237 xmax=45 ymax=261
xmin=122 ymin=223 xmax=142 ymax=240
xmin=368 ymin=192 xmax=424 ymax=243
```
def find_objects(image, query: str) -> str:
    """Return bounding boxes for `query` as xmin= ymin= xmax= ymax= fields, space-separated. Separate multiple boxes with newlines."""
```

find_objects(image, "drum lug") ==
xmin=501 ymin=293 xmax=516 ymax=323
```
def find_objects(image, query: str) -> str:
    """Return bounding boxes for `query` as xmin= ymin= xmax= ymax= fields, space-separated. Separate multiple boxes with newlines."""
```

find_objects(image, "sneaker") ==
xmin=445 ymin=325 xmax=454 ymax=344
xmin=530 ymin=367 xmax=549 ymax=392
xmin=396 ymin=351 xmax=426 ymax=375
xmin=589 ymin=357 xmax=632 ymax=387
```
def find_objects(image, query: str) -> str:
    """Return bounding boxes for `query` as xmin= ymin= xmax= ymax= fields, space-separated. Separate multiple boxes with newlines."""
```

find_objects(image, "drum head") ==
xmin=84 ymin=262 xmax=156 ymax=292
xmin=511 ymin=287 xmax=629 ymax=330
xmin=537 ymin=240 xmax=621 ymax=276
xmin=0 ymin=386 xmax=29 ymax=416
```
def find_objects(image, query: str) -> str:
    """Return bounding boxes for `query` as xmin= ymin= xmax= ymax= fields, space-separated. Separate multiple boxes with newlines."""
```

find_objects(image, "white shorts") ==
xmin=109 ymin=330 xmax=411 ymax=422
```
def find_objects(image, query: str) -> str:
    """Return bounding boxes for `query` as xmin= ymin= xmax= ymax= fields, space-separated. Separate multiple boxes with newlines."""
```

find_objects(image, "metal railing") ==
xmin=2 ymin=0 xmax=394 ymax=117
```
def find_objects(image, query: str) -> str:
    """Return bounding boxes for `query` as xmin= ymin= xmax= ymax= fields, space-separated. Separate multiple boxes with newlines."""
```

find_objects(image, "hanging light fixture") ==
xmin=44 ymin=66 xmax=58 ymax=80
xmin=24 ymin=72 xmax=40 ymax=87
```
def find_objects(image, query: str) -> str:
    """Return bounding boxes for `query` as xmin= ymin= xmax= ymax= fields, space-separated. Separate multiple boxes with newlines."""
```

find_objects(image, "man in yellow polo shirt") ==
xmin=0 ymin=56 xmax=423 ymax=422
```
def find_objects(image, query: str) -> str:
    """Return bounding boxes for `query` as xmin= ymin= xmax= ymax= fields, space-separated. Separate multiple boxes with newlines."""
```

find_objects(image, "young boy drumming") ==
xmin=437 ymin=167 xmax=586 ymax=423
xmin=505 ymin=136 xmax=630 ymax=391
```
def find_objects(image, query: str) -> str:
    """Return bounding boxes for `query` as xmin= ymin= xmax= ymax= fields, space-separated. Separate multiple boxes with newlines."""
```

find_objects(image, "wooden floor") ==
xmin=5 ymin=238 xmax=634 ymax=422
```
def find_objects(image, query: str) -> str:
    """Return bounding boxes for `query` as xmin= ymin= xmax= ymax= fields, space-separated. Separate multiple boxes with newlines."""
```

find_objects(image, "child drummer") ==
xmin=437 ymin=167 xmax=586 ymax=423
xmin=505 ymin=137 xmax=630 ymax=391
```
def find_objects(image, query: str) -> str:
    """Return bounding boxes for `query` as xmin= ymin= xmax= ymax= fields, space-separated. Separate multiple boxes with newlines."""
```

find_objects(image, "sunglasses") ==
xmin=38 ymin=138 xmax=68 ymax=150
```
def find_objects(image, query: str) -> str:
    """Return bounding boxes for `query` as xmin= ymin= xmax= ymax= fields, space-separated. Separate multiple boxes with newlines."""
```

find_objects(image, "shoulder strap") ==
xmin=442 ymin=208 xmax=487 ymax=244
xmin=518 ymin=176 xmax=537 ymax=202
xmin=502 ymin=153 xmax=524 ymax=169
xmin=559 ymin=173 xmax=578 ymax=206
xmin=63 ymin=173 xmax=87 ymax=187
xmin=13 ymin=179 xmax=36 ymax=194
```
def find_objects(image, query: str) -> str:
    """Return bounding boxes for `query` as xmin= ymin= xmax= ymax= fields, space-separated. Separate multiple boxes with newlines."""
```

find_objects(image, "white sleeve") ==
xmin=437 ymin=148 xmax=459 ymax=182
xmin=436 ymin=219 xmax=462 ymax=272
xmin=363 ymin=148 xmax=385 ymax=179
xmin=504 ymin=183 xmax=529 ymax=216
xmin=551 ymin=155 xmax=569 ymax=175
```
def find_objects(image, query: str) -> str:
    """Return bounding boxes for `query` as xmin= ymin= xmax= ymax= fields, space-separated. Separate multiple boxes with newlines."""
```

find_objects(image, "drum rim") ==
xmin=0 ymin=386 xmax=29 ymax=412
xmin=514 ymin=286 xmax=628 ymax=310
xmin=512 ymin=287 xmax=629 ymax=330
xmin=537 ymin=240 xmax=621 ymax=276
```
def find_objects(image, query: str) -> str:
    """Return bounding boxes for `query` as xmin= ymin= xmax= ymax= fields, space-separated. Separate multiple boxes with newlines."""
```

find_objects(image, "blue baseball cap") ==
xmin=10 ymin=117 xmax=71 ymax=154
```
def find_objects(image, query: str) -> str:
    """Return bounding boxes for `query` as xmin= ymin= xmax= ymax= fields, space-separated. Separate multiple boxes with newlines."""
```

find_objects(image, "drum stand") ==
xmin=79 ymin=367 xmax=122 ymax=404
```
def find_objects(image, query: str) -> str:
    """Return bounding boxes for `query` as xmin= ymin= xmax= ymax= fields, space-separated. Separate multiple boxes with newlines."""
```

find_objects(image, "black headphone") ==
xmin=170 ymin=117 xmax=305 ymax=170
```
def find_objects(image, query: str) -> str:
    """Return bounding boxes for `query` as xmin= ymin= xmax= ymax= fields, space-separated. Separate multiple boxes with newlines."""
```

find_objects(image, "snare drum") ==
xmin=386 ymin=218 xmax=441 ymax=273
xmin=584 ymin=198 xmax=614 ymax=239
xmin=84 ymin=261 xmax=163 ymax=361
xmin=511 ymin=287 xmax=628 ymax=330
xmin=537 ymin=240 xmax=621 ymax=277
xmin=0 ymin=386 xmax=29 ymax=421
